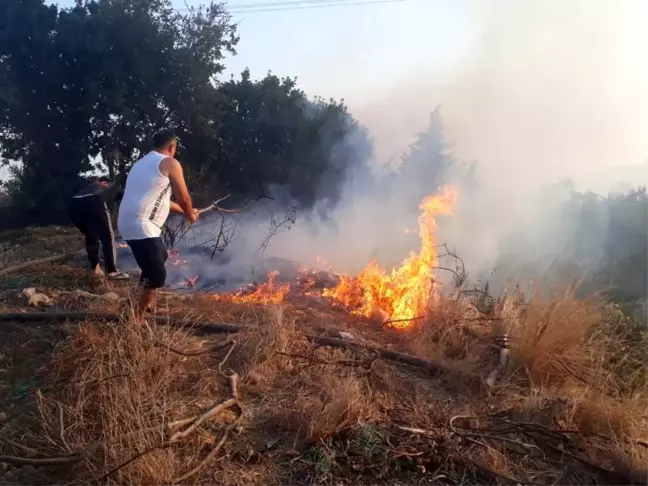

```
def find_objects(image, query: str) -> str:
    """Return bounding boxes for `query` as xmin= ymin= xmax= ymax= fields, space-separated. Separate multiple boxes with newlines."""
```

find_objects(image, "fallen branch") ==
xmin=217 ymin=341 xmax=237 ymax=374
xmin=276 ymin=351 xmax=378 ymax=369
xmin=305 ymin=334 xmax=449 ymax=375
xmin=447 ymin=414 xmax=641 ymax=484
xmin=173 ymin=374 xmax=243 ymax=483
xmin=154 ymin=338 xmax=236 ymax=357
xmin=0 ymin=250 xmax=83 ymax=278
xmin=99 ymin=373 xmax=241 ymax=482
xmin=169 ymin=398 xmax=238 ymax=442
xmin=173 ymin=426 xmax=230 ymax=483
xmin=0 ymin=311 xmax=242 ymax=334
xmin=0 ymin=452 xmax=83 ymax=466
xmin=381 ymin=315 xmax=425 ymax=328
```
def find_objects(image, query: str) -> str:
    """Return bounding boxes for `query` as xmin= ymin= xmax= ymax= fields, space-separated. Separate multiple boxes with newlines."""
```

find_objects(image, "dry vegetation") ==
xmin=0 ymin=227 xmax=646 ymax=485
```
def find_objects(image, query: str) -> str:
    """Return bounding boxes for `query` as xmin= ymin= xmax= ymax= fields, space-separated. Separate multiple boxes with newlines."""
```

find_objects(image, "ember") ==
xmin=323 ymin=186 xmax=457 ymax=328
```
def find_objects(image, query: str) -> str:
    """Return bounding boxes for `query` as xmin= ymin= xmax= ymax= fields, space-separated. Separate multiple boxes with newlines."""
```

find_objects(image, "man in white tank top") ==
xmin=118 ymin=129 xmax=199 ymax=315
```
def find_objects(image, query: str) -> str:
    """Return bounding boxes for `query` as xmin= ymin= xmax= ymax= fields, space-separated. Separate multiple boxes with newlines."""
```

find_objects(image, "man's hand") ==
xmin=187 ymin=208 xmax=199 ymax=224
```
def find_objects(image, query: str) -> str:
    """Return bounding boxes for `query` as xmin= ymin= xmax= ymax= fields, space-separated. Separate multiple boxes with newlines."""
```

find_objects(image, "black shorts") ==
xmin=126 ymin=237 xmax=168 ymax=289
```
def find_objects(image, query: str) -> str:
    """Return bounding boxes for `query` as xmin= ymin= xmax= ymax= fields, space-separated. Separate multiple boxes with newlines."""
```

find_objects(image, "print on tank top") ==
xmin=149 ymin=182 xmax=171 ymax=223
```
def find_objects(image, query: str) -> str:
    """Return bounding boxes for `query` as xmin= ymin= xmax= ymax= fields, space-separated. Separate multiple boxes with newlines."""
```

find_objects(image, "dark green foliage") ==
xmin=0 ymin=0 xmax=369 ymax=225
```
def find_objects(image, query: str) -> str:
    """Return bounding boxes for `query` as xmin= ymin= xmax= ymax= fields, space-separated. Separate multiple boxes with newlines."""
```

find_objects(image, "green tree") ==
xmin=186 ymin=69 xmax=372 ymax=211
xmin=0 ymin=0 xmax=370 ymax=227
xmin=0 ymin=0 xmax=237 ymax=224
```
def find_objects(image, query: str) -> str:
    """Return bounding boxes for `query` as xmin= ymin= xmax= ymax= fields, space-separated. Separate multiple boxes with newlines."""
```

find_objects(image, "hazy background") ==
xmin=241 ymin=0 xmax=648 ymax=288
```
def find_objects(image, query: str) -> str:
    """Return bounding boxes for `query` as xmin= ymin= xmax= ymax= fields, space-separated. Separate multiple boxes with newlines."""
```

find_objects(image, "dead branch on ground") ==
xmin=276 ymin=350 xmax=379 ymax=370
xmin=306 ymin=334 xmax=452 ymax=376
xmin=154 ymin=337 xmax=237 ymax=357
xmin=0 ymin=250 xmax=84 ymax=277
xmin=0 ymin=311 xmax=242 ymax=334
xmin=447 ymin=414 xmax=640 ymax=485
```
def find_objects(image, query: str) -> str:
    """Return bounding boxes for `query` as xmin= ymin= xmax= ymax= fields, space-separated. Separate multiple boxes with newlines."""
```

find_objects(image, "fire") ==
xmin=323 ymin=186 xmax=458 ymax=329
xmin=211 ymin=271 xmax=290 ymax=304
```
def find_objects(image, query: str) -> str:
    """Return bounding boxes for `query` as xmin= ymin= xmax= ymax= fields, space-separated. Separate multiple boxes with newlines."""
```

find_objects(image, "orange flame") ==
xmin=211 ymin=271 xmax=290 ymax=304
xmin=323 ymin=186 xmax=458 ymax=328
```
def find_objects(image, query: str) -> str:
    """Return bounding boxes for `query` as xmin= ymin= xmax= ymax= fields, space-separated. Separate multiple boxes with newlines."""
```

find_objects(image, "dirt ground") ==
xmin=0 ymin=226 xmax=645 ymax=485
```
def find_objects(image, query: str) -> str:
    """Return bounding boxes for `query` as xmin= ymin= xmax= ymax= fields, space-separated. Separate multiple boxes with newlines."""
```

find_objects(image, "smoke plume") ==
xmin=190 ymin=0 xmax=648 ymax=301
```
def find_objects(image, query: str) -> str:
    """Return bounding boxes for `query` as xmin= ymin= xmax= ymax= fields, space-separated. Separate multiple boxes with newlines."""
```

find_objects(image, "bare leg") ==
xmin=137 ymin=288 xmax=157 ymax=316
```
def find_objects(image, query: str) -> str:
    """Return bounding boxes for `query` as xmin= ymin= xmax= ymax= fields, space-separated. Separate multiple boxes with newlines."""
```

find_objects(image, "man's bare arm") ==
xmin=160 ymin=157 xmax=196 ymax=223
xmin=169 ymin=201 xmax=185 ymax=214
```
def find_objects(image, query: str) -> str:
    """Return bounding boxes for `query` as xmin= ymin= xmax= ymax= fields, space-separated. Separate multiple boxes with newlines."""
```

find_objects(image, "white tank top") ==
xmin=117 ymin=151 xmax=172 ymax=240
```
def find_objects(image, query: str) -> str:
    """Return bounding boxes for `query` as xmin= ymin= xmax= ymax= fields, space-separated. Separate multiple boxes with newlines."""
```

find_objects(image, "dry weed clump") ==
xmin=501 ymin=285 xmax=607 ymax=388
xmin=394 ymin=298 xmax=497 ymax=388
xmin=31 ymin=312 xmax=238 ymax=485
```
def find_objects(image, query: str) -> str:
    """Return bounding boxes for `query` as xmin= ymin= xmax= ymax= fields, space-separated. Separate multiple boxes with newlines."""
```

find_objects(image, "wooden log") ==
xmin=0 ymin=251 xmax=83 ymax=278
xmin=305 ymin=334 xmax=448 ymax=374
xmin=0 ymin=311 xmax=242 ymax=334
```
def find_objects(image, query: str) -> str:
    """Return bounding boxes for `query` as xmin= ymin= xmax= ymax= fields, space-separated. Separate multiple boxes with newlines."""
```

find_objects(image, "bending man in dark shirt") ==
xmin=69 ymin=177 xmax=129 ymax=280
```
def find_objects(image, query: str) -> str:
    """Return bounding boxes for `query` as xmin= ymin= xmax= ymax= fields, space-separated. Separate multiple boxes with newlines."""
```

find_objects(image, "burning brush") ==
xmin=322 ymin=186 xmax=458 ymax=329
xmin=205 ymin=185 xmax=458 ymax=330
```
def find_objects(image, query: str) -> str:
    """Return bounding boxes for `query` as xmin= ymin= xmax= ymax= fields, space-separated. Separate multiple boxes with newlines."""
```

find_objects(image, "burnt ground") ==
xmin=0 ymin=226 xmax=646 ymax=485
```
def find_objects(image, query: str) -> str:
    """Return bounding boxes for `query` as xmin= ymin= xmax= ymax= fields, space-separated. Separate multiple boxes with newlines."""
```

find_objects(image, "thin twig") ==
xmin=96 ymin=442 xmax=170 ymax=482
xmin=172 ymin=373 xmax=243 ymax=482
xmin=174 ymin=417 xmax=240 ymax=483
xmin=449 ymin=415 xmax=542 ymax=454
xmin=395 ymin=425 xmax=438 ymax=437
xmin=169 ymin=398 xmax=238 ymax=442
xmin=58 ymin=404 xmax=72 ymax=454
xmin=218 ymin=341 xmax=237 ymax=374
xmin=381 ymin=315 xmax=425 ymax=328
xmin=228 ymin=373 xmax=240 ymax=401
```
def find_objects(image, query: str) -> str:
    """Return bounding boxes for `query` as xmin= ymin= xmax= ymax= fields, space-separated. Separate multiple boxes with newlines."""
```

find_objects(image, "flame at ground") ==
xmin=323 ymin=186 xmax=458 ymax=328
xmin=211 ymin=271 xmax=290 ymax=304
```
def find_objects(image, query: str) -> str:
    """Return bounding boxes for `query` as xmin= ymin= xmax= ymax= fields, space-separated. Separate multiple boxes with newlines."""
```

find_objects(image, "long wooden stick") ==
xmin=0 ymin=311 xmax=242 ymax=334
xmin=0 ymin=251 xmax=83 ymax=278
xmin=305 ymin=334 xmax=448 ymax=374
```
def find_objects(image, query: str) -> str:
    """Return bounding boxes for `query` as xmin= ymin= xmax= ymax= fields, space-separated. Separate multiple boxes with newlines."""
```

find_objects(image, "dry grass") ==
xmin=27 ymin=313 xmax=237 ymax=485
xmin=0 ymin=229 xmax=646 ymax=485
xmin=498 ymin=285 xmax=609 ymax=389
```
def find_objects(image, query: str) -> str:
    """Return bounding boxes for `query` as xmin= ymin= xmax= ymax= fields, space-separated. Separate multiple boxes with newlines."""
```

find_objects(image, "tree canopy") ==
xmin=0 ymin=0 xmax=370 ymax=224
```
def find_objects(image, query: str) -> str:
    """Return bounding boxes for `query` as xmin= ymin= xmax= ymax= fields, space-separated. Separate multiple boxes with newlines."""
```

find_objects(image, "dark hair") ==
xmin=152 ymin=129 xmax=177 ymax=149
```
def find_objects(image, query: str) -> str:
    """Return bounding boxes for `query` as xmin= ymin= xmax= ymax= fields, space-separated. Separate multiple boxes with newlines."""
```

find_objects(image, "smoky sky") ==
xmin=194 ymin=0 xmax=648 ymax=295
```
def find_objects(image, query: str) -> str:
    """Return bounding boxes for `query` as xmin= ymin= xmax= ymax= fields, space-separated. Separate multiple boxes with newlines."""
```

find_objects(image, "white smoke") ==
xmin=173 ymin=0 xmax=647 ymax=299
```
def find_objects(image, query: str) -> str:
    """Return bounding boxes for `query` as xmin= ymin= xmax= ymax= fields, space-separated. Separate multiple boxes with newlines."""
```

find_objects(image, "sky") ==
xmin=46 ymin=0 xmax=648 ymax=193
xmin=244 ymin=0 xmax=648 ymax=194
